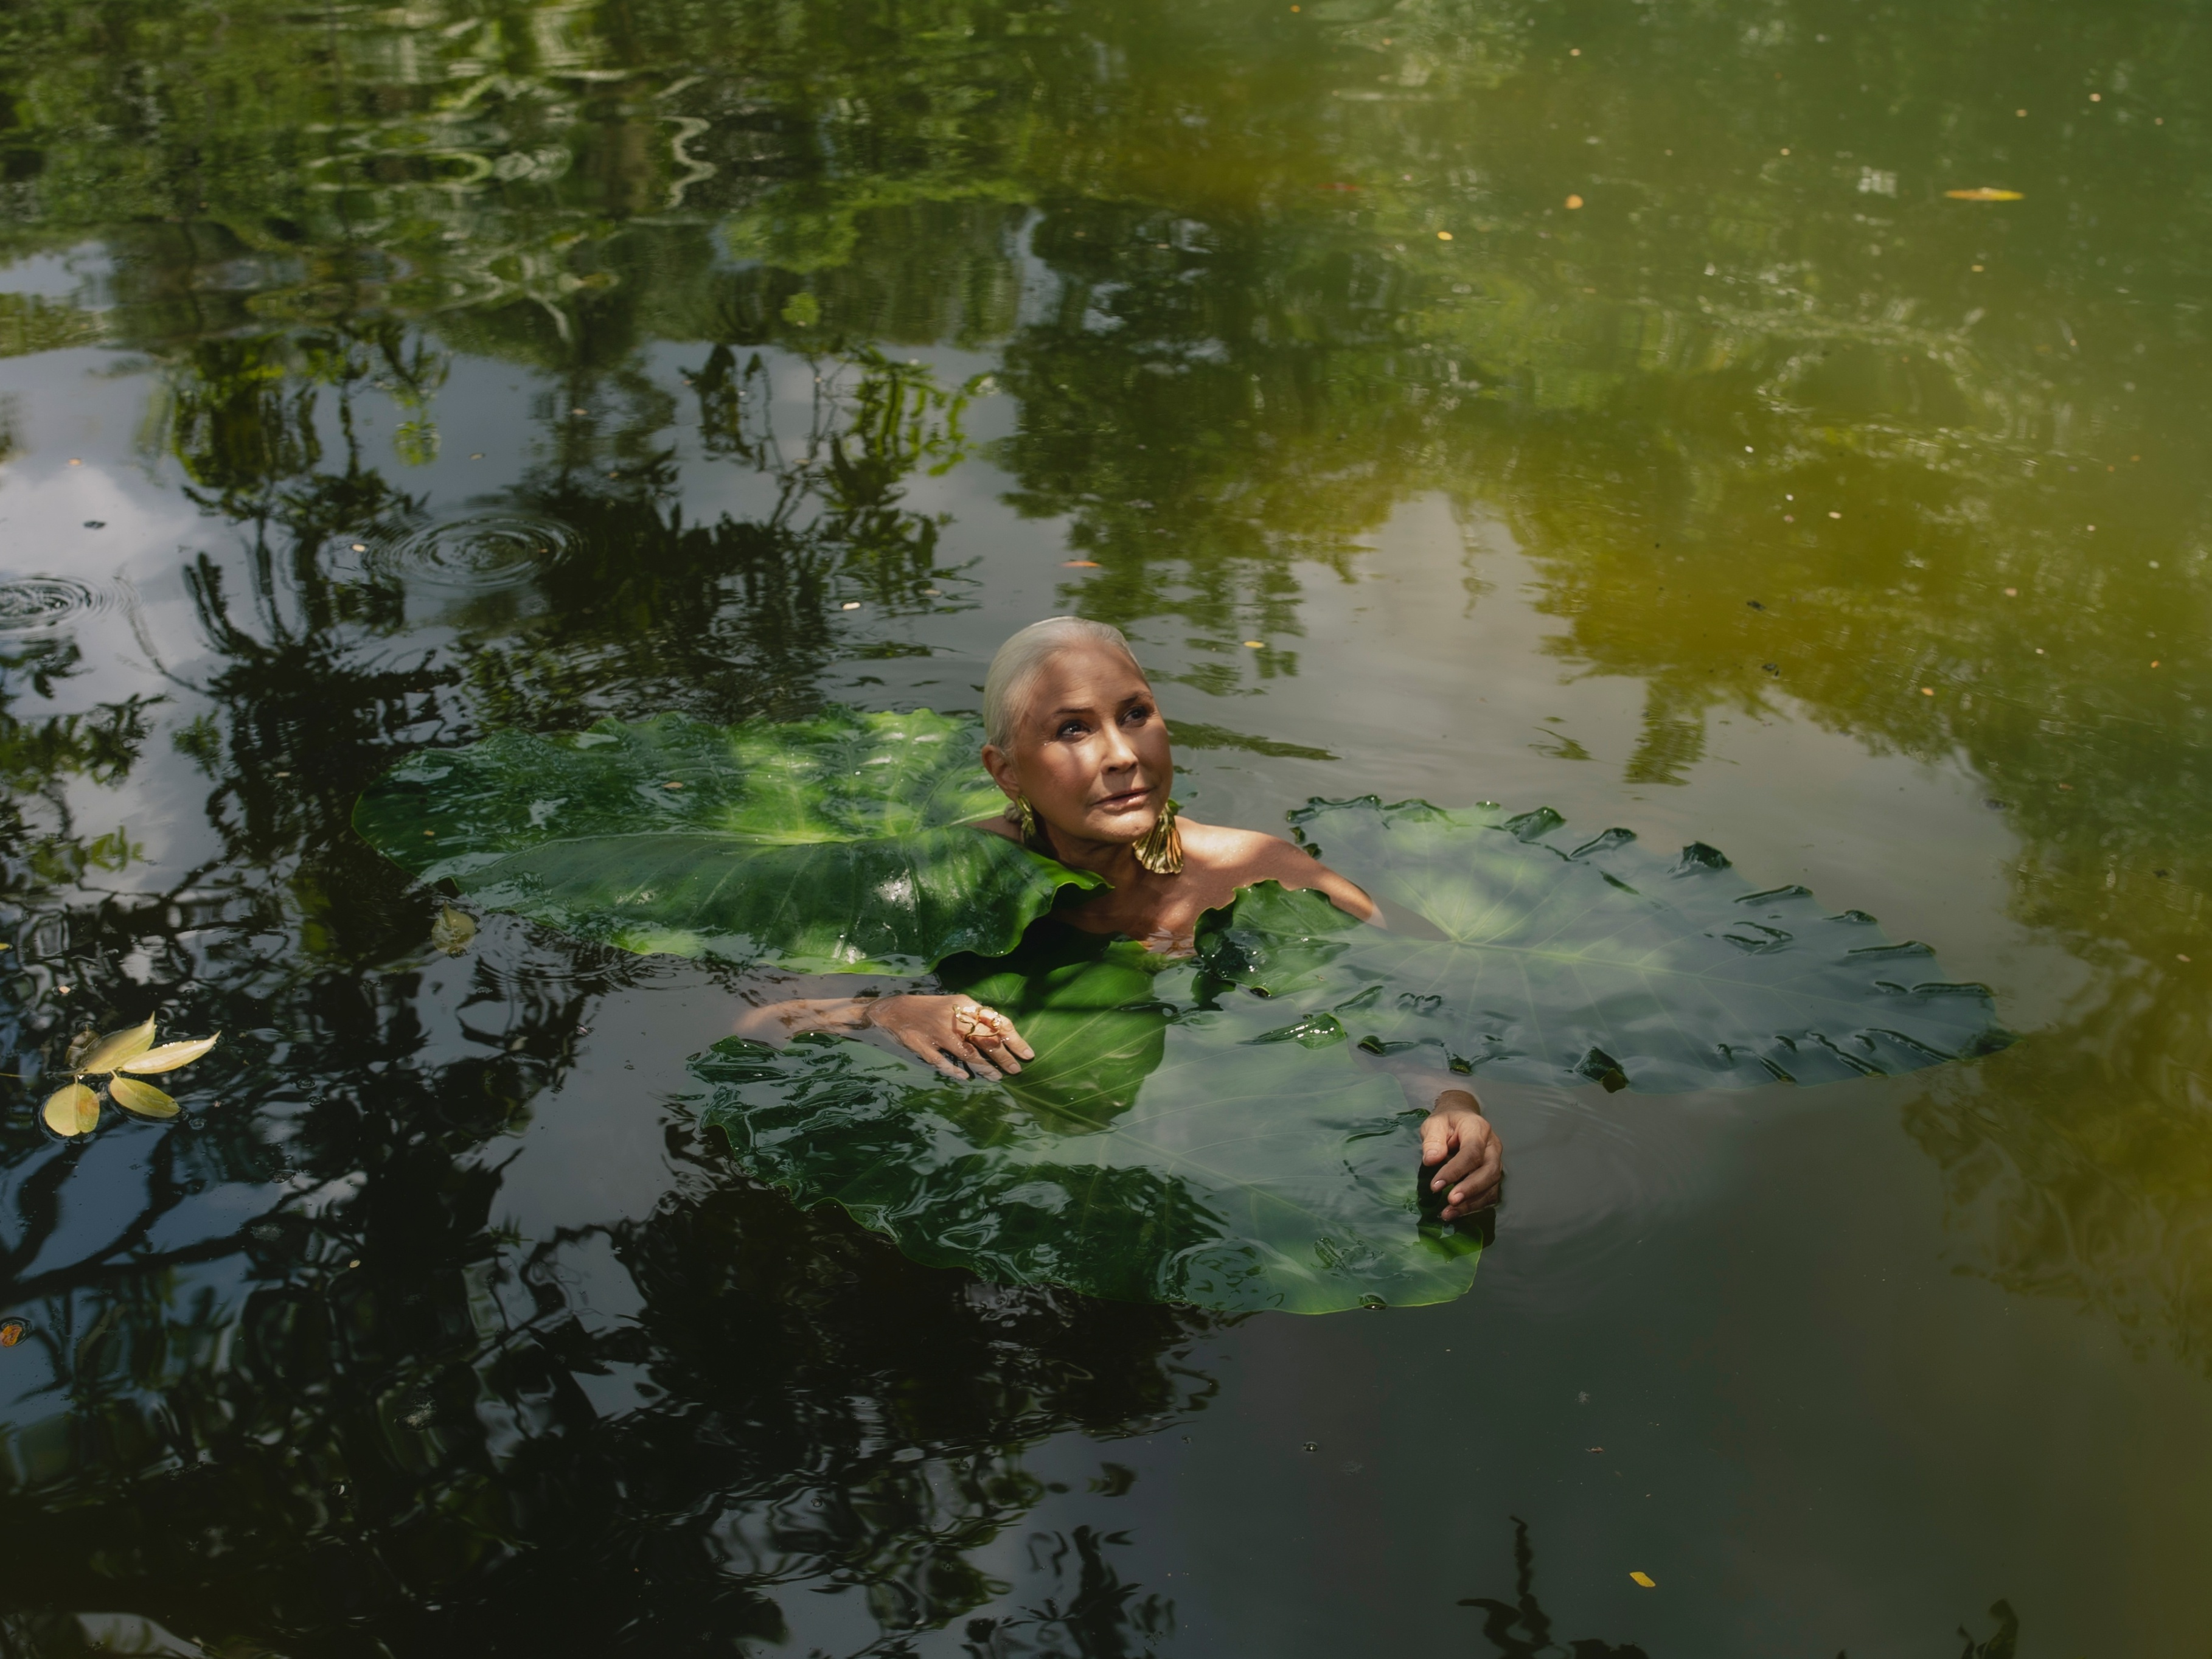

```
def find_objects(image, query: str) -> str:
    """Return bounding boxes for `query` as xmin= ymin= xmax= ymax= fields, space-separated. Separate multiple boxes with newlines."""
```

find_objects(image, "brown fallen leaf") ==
xmin=0 ymin=1319 xmax=25 ymax=1346
xmin=1946 ymin=187 xmax=2025 ymax=201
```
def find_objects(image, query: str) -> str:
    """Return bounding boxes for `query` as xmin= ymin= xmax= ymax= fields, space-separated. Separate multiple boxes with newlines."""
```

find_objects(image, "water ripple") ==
xmin=0 ymin=576 xmax=116 ymax=633
xmin=360 ymin=513 xmax=580 ymax=595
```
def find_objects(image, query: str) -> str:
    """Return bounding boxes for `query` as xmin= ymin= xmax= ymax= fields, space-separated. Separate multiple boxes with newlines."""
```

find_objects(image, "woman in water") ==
xmin=736 ymin=616 xmax=1502 ymax=1222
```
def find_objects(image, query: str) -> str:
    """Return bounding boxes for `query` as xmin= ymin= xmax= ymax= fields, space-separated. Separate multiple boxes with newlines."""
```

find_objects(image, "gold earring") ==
xmin=1006 ymin=794 xmax=1045 ymax=849
xmin=1133 ymin=798 xmax=1184 ymax=875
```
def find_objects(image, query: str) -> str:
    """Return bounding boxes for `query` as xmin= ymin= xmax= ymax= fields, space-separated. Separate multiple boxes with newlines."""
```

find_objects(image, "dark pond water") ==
xmin=1 ymin=0 xmax=2208 ymax=1651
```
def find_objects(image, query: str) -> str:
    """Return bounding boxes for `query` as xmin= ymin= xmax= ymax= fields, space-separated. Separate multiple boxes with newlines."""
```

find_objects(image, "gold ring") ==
xmin=953 ymin=1004 xmax=989 ymax=1039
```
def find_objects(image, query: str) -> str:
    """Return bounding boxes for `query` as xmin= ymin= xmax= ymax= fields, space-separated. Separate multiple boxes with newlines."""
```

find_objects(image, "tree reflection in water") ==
xmin=1 ymin=0 xmax=2211 ymax=1643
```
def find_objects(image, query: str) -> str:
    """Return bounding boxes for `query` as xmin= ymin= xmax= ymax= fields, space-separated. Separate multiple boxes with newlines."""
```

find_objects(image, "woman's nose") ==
xmin=1098 ymin=724 xmax=1139 ymax=769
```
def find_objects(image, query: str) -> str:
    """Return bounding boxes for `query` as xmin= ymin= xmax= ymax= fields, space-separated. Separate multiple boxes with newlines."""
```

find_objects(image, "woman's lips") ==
xmin=1093 ymin=788 xmax=1153 ymax=812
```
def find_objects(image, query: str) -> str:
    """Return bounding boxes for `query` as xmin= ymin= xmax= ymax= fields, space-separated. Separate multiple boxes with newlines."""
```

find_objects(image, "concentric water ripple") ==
xmin=360 ymin=513 xmax=580 ymax=595
xmin=0 ymin=576 xmax=113 ymax=633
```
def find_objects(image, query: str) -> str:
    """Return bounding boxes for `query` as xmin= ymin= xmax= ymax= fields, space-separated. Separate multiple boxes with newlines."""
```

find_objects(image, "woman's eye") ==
xmin=1057 ymin=721 xmax=1089 ymax=739
xmin=1125 ymin=704 xmax=1153 ymax=725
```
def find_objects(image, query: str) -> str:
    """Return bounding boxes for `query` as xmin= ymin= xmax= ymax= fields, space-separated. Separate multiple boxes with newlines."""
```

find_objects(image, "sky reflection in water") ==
xmin=0 ymin=0 xmax=2208 ymax=1651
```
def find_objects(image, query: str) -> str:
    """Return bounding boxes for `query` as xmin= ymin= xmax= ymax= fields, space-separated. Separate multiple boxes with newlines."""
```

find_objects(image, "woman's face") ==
xmin=984 ymin=643 xmax=1173 ymax=846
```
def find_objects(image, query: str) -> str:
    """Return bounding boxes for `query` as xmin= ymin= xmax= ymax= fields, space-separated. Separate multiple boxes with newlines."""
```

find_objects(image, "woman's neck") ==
xmin=1037 ymin=825 xmax=1152 ymax=888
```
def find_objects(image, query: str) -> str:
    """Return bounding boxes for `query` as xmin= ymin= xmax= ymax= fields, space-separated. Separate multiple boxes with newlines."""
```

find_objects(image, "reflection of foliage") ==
xmin=1457 ymin=1518 xmax=2021 ymax=1658
xmin=0 ymin=0 xmax=2208 ymax=1627
xmin=0 ymin=633 xmax=160 ymax=897
xmin=1456 ymin=1517 xmax=1650 ymax=1658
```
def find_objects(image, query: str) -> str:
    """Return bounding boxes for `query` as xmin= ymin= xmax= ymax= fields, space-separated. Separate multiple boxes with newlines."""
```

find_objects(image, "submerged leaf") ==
xmin=353 ymin=709 xmax=1102 ymax=974
xmin=692 ymin=793 xmax=2005 ymax=1311
xmin=41 ymin=1082 xmax=99 ymax=1136
xmin=108 ymin=1076 xmax=180 ymax=1119
xmin=116 ymin=1033 xmax=220 ymax=1074
xmin=695 ymin=925 xmax=1482 ymax=1315
xmin=1202 ymin=798 xmax=2009 ymax=1091
xmin=75 ymin=1017 xmax=156 ymax=1076
xmin=430 ymin=905 xmax=478 ymax=955
xmin=1945 ymin=187 xmax=2025 ymax=201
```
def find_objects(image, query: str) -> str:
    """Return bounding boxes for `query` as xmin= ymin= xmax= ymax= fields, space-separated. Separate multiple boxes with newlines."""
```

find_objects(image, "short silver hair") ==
xmin=982 ymin=616 xmax=1144 ymax=750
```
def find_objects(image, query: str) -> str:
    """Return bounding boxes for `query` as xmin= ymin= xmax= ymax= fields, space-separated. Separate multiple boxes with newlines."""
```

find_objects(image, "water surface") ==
xmin=1 ymin=0 xmax=2208 ymax=1651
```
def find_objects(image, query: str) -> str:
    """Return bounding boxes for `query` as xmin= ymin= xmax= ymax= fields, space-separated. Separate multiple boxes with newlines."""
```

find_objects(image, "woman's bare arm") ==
xmin=732 ymin=979 xmax=1034 ymax=1080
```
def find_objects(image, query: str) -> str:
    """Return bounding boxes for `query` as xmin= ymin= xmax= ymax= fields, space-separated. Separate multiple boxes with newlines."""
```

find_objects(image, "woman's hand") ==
xmin=865 ymin=993 xmax=1035 ymax=1080
xmin=1421 ymin=1088 xmax=1501 ymax=1220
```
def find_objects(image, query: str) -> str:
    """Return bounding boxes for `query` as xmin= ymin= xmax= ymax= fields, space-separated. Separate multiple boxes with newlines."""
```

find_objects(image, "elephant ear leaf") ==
xmin=1198 ymin=796 xmax=2011 ymax=1092
xmin=693 ymin=928 xmax=1482 ymax=1315
xmin=352 ymin=707 xmax=1102 ymax=973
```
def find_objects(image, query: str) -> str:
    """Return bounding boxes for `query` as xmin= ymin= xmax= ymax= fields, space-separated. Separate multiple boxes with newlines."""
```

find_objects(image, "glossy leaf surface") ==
xmin=75 ymin=1017 xmax=156 ymax=1077
xmin=695 ymin=924 xmax=1481 ymax=1314
xmin=117 ymin=1034 xmax=222 ymax=1074
xmin=353 ymin=709 xmax=1101 ymax=973
xmin=109 ymin=1076 xmax=180 ymax=1119
xmin=41 ymin=1083 xmax=99 ymax=1136
xmin=1205 ymin=798 xmax=2011 ymax=1091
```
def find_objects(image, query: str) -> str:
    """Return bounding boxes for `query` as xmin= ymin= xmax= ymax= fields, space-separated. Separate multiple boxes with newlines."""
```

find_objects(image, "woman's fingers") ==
xmin=1434 ymin=1129 xmax=1493 ymax=1190
xmin=996 ymin=1018 xmax=1035 ymax=1063
xmin=1439 ymin=1139 xmax=1501 ymax=1214
xmin=896 ymin=1029 xmax=969 ymax=1079
xmin=965 ymin=1019 xmax=1024 ymax=1073
xmin=952 ymin=1037 xmax=1004 ymax=1079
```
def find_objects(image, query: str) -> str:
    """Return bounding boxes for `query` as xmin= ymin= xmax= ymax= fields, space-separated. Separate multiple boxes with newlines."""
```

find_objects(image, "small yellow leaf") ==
xmin=1565 ymin=193 xmax=1585 ymax=209
xmin=42 ymin=1082 xmax=100 ymax=1136
xmin=1629 ymin=1571 xmax=1656 ymax=1588
xmin=0 ymin=1318 xmax=25 ymax=1346
xmin=430 ymin=906 xmax=478 ymax=956
xmin=1946 ymin=187 xmax=2024 ymax=201
xmin=75 ymin=1017 xmax=156 ymax=1077
xmin=117 ymin=1033 xmax=220 ymax=1074
xmin=109 ymin=1076 xmax=179 ymax=1119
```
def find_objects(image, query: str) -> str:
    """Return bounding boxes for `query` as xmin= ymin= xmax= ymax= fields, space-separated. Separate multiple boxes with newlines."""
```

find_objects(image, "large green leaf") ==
xmin=692 ymin=923 xmax=1483 ymax=1315
xmin=1198 ymin=797 xmax=2012 ymax=1092
xmin=352 ymin=708 xmax=1101 ymax=973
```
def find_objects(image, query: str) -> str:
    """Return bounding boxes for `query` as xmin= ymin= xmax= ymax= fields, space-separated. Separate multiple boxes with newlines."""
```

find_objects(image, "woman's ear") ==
xmin=981 ymin=743 xmax=1019 ymax=799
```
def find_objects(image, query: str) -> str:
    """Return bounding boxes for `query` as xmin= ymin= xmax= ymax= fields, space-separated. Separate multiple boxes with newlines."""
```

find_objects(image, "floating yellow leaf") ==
xmin=1629 ymin=1571 xmax=1657 ymax=1588
xmin=430 ymin=906 xmax=478 ymax=956
xmin=117 ymin=1033 xmax=220 ymax=1074
xmin=0 ymin=1319 xmax=24 ymax=1346
xmin=41 ymin=1082 xmax=99 ymax=1136
xmin=1946 ymin=187 xmax=2024 ymax=201
xmin=109 ymin=1076 xmax=179 ymax=1119
xmin=75 ymin=1017 xmax=156 ymax=1076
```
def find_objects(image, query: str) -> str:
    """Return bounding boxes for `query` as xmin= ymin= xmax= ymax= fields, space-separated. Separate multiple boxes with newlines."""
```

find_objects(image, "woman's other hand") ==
xmin=1421 ymin=1088 xmax=1501 ymax=1220
xmin=867 ymin=994 xmax=1035 ymax=1080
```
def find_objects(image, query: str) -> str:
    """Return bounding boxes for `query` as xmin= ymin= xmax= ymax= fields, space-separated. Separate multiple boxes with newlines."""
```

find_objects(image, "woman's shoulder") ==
xmin=1181 ymin=817 xmax=1376 ymax=919
xmin=1179 ymin=819 xmax=1316 ymax=880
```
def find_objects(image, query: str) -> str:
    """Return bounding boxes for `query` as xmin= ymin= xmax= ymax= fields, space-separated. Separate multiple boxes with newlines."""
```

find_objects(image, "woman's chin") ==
xmin=1085 ymin=809 xmax=1156 ymax=842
